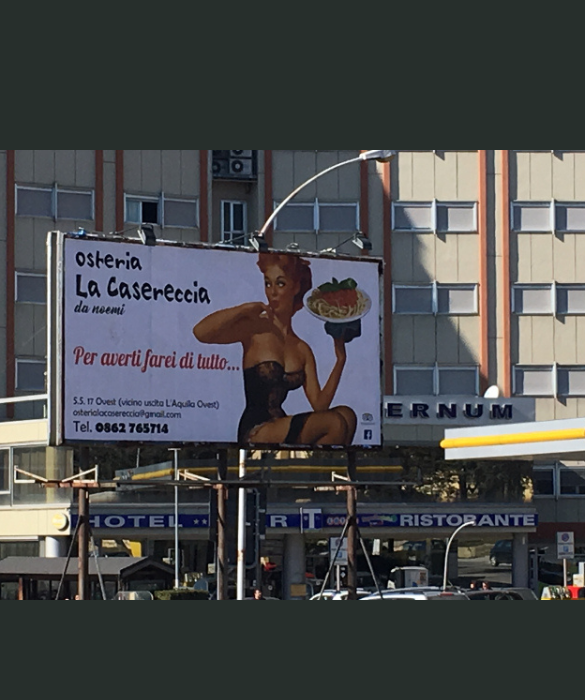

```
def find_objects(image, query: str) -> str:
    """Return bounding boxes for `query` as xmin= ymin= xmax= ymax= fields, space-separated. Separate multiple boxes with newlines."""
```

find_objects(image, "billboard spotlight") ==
xmin=352 ymin=234 xmax=372 ymax=251
xmin=249 ymin=233 xmax=269 ymax=252
xmin=138 ymin=225 xmax=157 ymax=247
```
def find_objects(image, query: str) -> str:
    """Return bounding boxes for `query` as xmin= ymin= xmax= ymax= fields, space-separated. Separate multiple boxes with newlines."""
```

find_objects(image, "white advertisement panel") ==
xmin=60 ymin=236 xmax=382 ymax=448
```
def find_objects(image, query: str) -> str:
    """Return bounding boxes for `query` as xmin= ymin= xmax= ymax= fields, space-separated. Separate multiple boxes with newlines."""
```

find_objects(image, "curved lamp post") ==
xmin=442 ymin=520 xmax=477 ymax=591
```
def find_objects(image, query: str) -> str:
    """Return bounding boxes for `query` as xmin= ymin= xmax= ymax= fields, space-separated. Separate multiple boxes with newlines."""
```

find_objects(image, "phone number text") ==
xmin=96 ymin=423 xmax=170 ymax=435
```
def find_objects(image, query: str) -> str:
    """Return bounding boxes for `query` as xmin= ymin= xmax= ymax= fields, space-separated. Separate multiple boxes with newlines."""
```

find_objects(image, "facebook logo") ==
xmin=364 ymin=429 xmax=373 ymax=441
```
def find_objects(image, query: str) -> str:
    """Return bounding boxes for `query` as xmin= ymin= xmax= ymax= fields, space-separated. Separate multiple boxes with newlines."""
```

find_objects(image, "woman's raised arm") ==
xmin=302 ymin=337 xmax=347 ymax=412
xmin=193 ymin=302 xmax=271 ymax=345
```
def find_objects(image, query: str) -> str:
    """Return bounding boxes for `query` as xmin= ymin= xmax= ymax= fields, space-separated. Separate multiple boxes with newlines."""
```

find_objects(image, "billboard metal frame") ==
xmin=47 ymin=230 xmax=385 ymax=452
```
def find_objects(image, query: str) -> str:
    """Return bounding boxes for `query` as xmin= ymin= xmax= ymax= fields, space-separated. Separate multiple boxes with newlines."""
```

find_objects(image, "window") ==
xmin=513 ymin=366 xmax=555 ymax=397
xmin=557 ymin=367 xmax=585 ymax=397
xmin=533 ymin=461 xmax=585 ymax=498
xmin=512 ymin=202 xmax=553 ymax=232
xmin=557 ymin=285 xmax=585 ymax=315
xmin=319 ymin=204 xmax=359 ymax=232
xmin=560 ymin=468 xmax=585 ymax=496
xmin=16 ymin=187 xmax=52 ymax=217
xmin=436 ymin=285 xmax=478 ymax=315
xmin=125 ymin=194 xmax=199 ymax=228
xmin=392 ymin=201 xmax=477 ymax=233
xmin=438 ymin=368 xmax=479 ymax=396
xmin=511 ymin=200 xmax=585 ymax=233
xmin=512 ymin=285 xmax=554 ymax=315
xmin=275 ymin=203 xmax=314 ymax=232
xmin=222 ymin=201 xmax=248 ymax=245
xmin=436 ymin=203 xmax=477 ymax=232
xmin=394 ymin=367 xmax=435 ymax=396
xmin=513 ymin=284 xmax=585 ymax=315
xmin=556 ymin=203 xmax=585 ymax=232
xmin=514 ymin=365 xmax=585 ymax=397
xmin=0 ymin=450 xmax=8 ymax=495
xmin=393 ymin=203 xmax=434 ymax=232
xmin=126 ymin=196 xmax=159 ymax=225
xmin=16 ymin=273 xmax=46 ymax=304
xmin=163 ymin=198 xmax=198 ymax=228
xmin=57 ymin=190 xmax=93 ymax=220
xmin=394 ymin=286 xmax=434 ymax=315
xmin=393 ymin=284 xmax=478 ymax=315
xmin=16 ymin=185 xmax=94 ymax=221
xmin=16 ymin=360 xmax=46 ymax=392
xmin=394 ymin=365 xmax=479 ymax=396
xmin=274 ymin=200 xmax=359 ymax=233
xmin=533 ymin=467 xmax=555 ymax=497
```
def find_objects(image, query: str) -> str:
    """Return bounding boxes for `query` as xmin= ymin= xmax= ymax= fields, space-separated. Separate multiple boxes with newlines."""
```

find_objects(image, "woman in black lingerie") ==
xmin=193 ymin=253 xmax=357 ymax=447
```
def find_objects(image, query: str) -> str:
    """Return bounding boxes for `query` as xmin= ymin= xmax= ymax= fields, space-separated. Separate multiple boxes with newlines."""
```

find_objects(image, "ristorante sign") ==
xmin=384 ymin=397 xmax=536 ymax=427
xmin=51 ymin=233 xmax=382 ymax=449
xmin=70 ymin=511 xmax=538 ymax=531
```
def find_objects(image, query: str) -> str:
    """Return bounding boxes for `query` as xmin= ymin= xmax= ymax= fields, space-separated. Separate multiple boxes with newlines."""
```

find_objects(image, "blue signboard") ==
xmin=73 ymin=511 xmax=537 ymax=531
xmin=71 ymin=514 xmax=210 ymax=530
xmin=325 ymin=513 xmax=538 ymax=529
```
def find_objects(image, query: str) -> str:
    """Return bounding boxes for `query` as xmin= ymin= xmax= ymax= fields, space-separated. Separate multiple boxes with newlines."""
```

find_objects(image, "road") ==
xmin=455 ymin=555 xmax=512 ymax=588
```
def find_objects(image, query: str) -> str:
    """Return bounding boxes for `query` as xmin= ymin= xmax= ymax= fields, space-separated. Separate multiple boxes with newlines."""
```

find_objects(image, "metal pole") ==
xmin=347 ymin=451 xmax=358 ymax=600
xmin=442 ymin=520 xmax=476 ymax=591
xmin=358 ymin=528 xmax=385 ymax=600
xmin=89 ymin=529 xmax=107 ymax=601
xmin=78 ymin=486 xmax=89 ymax=600
xmin=55 ymin=515 xmax=81 ymax=601
xmin=254 ymin=489 xmax=263 ymax=593
xmin=318 ymin=518 xmax=351 ymax=599
xmin=237 ymin=449 xmax=247 ymax=600
xmin=77 ymin=445 xmax=90 ymax=601
xmin=217 ymin=450 xmax=228 ymax=601
xmin=169 ymin=448 xmax=180 ymax=590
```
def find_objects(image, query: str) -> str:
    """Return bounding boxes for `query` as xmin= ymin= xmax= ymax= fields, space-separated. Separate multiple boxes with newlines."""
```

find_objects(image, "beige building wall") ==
xmin=0 ymin=507 xmax=71 ymax=538
xmin=509 ymin=151 xmax=585 ymax=422
xmin=391 ymin=153 xmax=482 ymax=376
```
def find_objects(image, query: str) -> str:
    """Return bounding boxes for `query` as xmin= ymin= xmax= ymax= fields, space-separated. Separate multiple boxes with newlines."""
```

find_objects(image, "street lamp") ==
xmin=257 ymin=150 xmax=397 ymax=239
xmin=442 ymin=520 xmax=477 ymax=591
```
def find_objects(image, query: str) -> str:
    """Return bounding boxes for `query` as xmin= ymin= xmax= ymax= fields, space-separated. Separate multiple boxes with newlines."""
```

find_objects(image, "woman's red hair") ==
xmin=257 ymin=253 xmax=312 ymax=314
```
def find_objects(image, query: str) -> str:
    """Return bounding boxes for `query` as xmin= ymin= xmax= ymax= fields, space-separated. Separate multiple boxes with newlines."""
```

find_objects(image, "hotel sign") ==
xmin=383 ymin=397 xmax=535 ymax=427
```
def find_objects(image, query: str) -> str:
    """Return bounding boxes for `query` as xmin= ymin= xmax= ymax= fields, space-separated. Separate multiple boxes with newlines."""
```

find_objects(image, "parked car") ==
xmin=310 ymin=589 xmax=373 ymax=601
xmin=361 ymin=587 xmax=469 ymax=601
xmin=490 ymin=540 xmax=513 ymax=567
xmin=465 ymin=587 xmax=539 ymax=601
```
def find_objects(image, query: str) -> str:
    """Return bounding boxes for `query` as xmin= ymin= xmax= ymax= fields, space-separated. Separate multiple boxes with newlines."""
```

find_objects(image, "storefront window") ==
xmin=560 ymin=469 xmax=585 ymax=496
xmin=533 ymin=469 xmax=555 ymax=497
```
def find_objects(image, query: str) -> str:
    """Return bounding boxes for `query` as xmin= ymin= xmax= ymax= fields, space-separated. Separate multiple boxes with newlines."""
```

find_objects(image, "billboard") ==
xmin=52 ymin=234 xmax=383 ymax=448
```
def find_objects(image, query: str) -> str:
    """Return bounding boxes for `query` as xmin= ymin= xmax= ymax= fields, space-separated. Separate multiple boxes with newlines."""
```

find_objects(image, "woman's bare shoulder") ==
xmin=297 ymin=338 xmax=316 ymax=362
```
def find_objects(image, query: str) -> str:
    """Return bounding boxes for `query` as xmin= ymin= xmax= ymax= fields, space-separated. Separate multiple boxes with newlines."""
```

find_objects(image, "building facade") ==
xmin=1 ymin=150 xmax=584 ymax=597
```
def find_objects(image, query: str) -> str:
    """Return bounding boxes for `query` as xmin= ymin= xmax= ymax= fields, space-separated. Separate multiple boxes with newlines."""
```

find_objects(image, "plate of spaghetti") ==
xmin=305 ymin=277 xmax=372 ymax=324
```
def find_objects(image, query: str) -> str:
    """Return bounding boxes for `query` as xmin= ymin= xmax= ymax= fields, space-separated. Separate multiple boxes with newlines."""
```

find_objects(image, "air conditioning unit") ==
xmin=212 ymin=150 xmax=257 ymax=180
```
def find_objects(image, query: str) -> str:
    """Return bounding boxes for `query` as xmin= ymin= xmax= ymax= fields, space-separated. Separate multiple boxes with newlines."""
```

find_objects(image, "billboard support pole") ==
xmin=169 ymin=448 xmax=181 ymax=590
xmin=217 ymin=450 xmax=229 ymax=601
xmin=237 ymin=449 xmax=247 ymax=600
xmin=78 ymin=446 xmax=90 ymax=600
xmin=347 ymin=450 xmax=358 ymax=600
